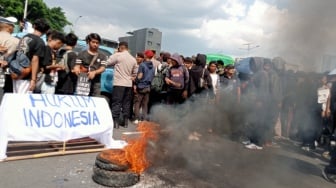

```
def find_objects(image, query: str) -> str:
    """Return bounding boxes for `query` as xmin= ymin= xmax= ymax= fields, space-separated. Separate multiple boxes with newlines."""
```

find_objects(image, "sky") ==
xmin=43 ymin=0 xmax=336 ymax=69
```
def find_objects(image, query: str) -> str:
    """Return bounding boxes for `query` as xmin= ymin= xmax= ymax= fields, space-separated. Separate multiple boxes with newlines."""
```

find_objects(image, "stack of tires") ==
xmin=92 ymin=150 xmax=140 ymax=187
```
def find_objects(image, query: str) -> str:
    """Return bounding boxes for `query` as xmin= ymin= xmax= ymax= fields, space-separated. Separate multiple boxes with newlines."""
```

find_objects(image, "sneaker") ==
xmin=245 ymin=143 xmax=263 ymax=150
xmin=301 ymin=146 xmax=310 ymax=151
xmin=323 ymin=151 xmax=331 ymax=160
xmin=241 ymin=140 xmax=251 ymax=145
xmin=133 ymin=119 xmax=139 ymax=124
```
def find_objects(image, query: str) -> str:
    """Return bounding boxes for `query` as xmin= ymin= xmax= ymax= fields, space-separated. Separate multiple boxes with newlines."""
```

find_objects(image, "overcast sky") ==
xmin=44 ymin=0 xmax=336 ymax=66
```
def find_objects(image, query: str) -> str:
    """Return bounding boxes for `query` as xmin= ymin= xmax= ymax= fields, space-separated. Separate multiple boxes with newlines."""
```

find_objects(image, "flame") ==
xmin=99 ymin=149 xmax=129 ymax=166
xmin=100 ymin=121 xmax=159 ymax=174
xmin=123 ymin=121 xmax=159 ymax=174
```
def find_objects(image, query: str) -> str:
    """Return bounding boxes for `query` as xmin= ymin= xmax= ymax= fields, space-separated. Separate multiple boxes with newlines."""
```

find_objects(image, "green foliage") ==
xmin=0 ymin=0 xmax=70 ymax=32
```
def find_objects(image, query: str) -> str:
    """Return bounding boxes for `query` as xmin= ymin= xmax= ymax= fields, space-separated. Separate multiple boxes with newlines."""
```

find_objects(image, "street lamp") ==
xmin=23 ymin=0 xmax=28 ymax=19
xmin=72 ymin=16 xmax=83 ymax=33
xmin=239 ymin=43 xmax=260 ymax=57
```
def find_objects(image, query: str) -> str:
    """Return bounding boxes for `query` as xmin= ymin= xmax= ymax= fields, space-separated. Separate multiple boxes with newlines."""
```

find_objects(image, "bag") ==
xmin=56 ymin=49 xmax=72 ymax=73
xmin=199 ymin=68 xmax=206 ymax=88
xmin=7 ymin=37 xmax=32 ymax=80
xmin=7 ymin=50 xmax=31 ymax=80
xmin=151 ymin=66 xmax=165 ymax=93
xmin=75 ymin=73 xmax=91 ymax=96
xmin=80 ymin=65 xmax=89 ymax=73
xmin=80 ymin=53 xmax=98 ymax=73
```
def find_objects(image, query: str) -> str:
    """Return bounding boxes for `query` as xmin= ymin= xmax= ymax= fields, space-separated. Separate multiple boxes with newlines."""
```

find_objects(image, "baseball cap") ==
xmin=0 ymin=16 xmax=17 ymax=26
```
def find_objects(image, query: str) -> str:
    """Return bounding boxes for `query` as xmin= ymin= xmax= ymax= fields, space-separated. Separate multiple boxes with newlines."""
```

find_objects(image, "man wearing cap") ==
xmin=106 ymin=41 xmax=137 ymax=128
xmin=0 ymin=17 xmax=19 ymax=57
xmin=133 ymin=50 xmax=155 ymax=124
xmin=0 ymin=17 xmax=19 ymax=103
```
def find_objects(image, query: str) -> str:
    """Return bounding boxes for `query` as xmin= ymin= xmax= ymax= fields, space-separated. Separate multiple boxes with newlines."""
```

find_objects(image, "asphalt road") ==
xmin=0 ymin=123 xmax=335 ymax=188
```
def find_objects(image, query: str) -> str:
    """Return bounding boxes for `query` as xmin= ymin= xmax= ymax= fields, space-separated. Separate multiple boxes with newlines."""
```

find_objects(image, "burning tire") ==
xmin=96 ymin=149 xmax=130 ymax=171
xmin=95 ymin=157 xmax=129 ymax=171
xmin=92 ymin=165 xmax=140 ymax=187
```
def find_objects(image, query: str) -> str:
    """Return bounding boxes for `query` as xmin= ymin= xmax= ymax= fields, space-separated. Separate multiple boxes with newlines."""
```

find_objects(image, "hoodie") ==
xmin=135 ymin=60 xmax=155 ymax=89
xmin=166 ymin=53 xmax=189 ymax=90
xmin=188 ymin=53 xmax=214 ymax=97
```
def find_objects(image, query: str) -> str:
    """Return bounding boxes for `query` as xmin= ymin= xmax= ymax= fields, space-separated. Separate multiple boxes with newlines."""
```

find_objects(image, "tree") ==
xmin=0 ymin=0 xmax=70 ymax=32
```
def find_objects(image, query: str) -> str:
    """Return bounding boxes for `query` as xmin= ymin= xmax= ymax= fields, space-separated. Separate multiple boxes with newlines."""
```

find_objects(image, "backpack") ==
xmin=56 ymin=49 xmax=73 ymax=73
xmin=151 ymin=65 xmax=166 ymax=93
xmin=7 ymin=37 xmax=31 ymax=80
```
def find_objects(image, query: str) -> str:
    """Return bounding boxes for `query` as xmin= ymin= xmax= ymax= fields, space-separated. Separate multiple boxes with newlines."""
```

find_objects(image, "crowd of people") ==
xmin=2 ymin=16 xmax=336 ymax=181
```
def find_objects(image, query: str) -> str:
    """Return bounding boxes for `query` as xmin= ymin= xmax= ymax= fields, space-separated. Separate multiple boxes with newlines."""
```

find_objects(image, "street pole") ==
xmin=23 ymin=0 xmax=28 ymax=19
xmin=239 ymin=43 xmax=260 ymax=57
xmin=72 ymin=16 xmax=83 ymax=33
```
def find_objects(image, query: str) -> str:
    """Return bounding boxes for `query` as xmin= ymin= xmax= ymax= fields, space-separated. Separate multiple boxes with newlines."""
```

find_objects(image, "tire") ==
xmin=96 ymin=153 xmax=130 ymax=171
xmin=95 ymin=158 xmax=129 ymax=171
xmin=92 ymin=165 xmax=140 ymax=187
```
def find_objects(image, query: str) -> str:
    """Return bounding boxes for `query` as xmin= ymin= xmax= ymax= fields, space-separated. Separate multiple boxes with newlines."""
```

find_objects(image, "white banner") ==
xmin=0 ymin=94 xmax=127 ymax=160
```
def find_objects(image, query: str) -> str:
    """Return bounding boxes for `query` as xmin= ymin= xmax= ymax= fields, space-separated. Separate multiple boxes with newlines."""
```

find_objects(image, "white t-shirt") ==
xmin=210 ymin=73 xmax=219 ymax=95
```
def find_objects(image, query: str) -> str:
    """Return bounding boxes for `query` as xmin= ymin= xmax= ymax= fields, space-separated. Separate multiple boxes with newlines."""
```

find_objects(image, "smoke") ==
xmin=146 ymin=93 xmax=252 ymax=186
xmin=272 ymin=0 xmax=336 ymax=71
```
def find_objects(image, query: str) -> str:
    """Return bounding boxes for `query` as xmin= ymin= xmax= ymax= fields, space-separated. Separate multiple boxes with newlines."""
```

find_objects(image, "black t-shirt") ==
xmin=19 ymin=33 xmax=46 ymax=79
xmin=76 ymin=50 xmax=107 ymax=82
xmin=21 ymin=33 xmax=45 ymax=62
xmin=41 ymin=46 xmax=54 ymax=72
xmin=55 ymin=49 xmax=78 ymax=94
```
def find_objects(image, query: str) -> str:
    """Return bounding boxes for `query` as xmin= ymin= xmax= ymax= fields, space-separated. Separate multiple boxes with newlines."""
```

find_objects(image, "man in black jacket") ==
xmin=187 ymin=53 xmax=213 ymax=101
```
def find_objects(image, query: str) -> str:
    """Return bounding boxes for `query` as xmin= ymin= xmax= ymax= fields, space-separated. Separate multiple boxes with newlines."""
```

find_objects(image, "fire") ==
xmin=123 ymin=121 xmax=159 ymax=174
xmin=100 ymin=121 xmax=159 ymax=174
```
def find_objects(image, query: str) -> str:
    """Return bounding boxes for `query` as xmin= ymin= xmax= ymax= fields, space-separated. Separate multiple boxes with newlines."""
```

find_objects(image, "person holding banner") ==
xmin=75 ymin=33 xmax=107 ymax=97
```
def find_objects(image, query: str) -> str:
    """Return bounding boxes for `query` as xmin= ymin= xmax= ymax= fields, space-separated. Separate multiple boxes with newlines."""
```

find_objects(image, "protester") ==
xmin=0 ymin=16 xmax=19 ymax=103
xmin=55 ymin=33 xmax=80 ymax=95
xmin=207 ymin=61 xmax=220 ymax=100
xmin=220 ymin=64 xmax=240 ymax=103
xmin=75 ymin=33 xmax=107 ymax=97
xmin=316 ymin=74 xmax=332 ymax=146
xmin=11 ymin=18 xmax=50 ymax=93
xmin=133 ymin=50 xmax=155 ymax=124
xmin=106 ymin=41 xmax=137 ymax=128
xmin=165 ymin=53 xmax=189 ymax=105
xmin=183 ymin=57 xmax=193 ymax=70
xmin=39 ymin=30 xmax=66 ymax=94
xmin=130 ymin=52 xmax=145 ymax=120
xmin=148 ymin=52 xmax=170 ymax=113
xmin=187 ymin=53 xmax=213 ymax=101
xmin=245 ymin=60 xmax=282 ymax=149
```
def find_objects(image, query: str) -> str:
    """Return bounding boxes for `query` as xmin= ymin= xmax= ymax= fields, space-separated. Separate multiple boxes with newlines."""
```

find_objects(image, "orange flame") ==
xmin=123 ymin=121 xmax=159 ymax=174
xmin=100 ymin=121 xmax=159 ymax=174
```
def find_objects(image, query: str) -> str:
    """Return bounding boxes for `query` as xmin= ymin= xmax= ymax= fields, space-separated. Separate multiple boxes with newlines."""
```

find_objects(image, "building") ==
xmin=119 ymin=28 xmax=162 ymax=57
xmin=101 ymin=38 xmax=119 ymax=49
